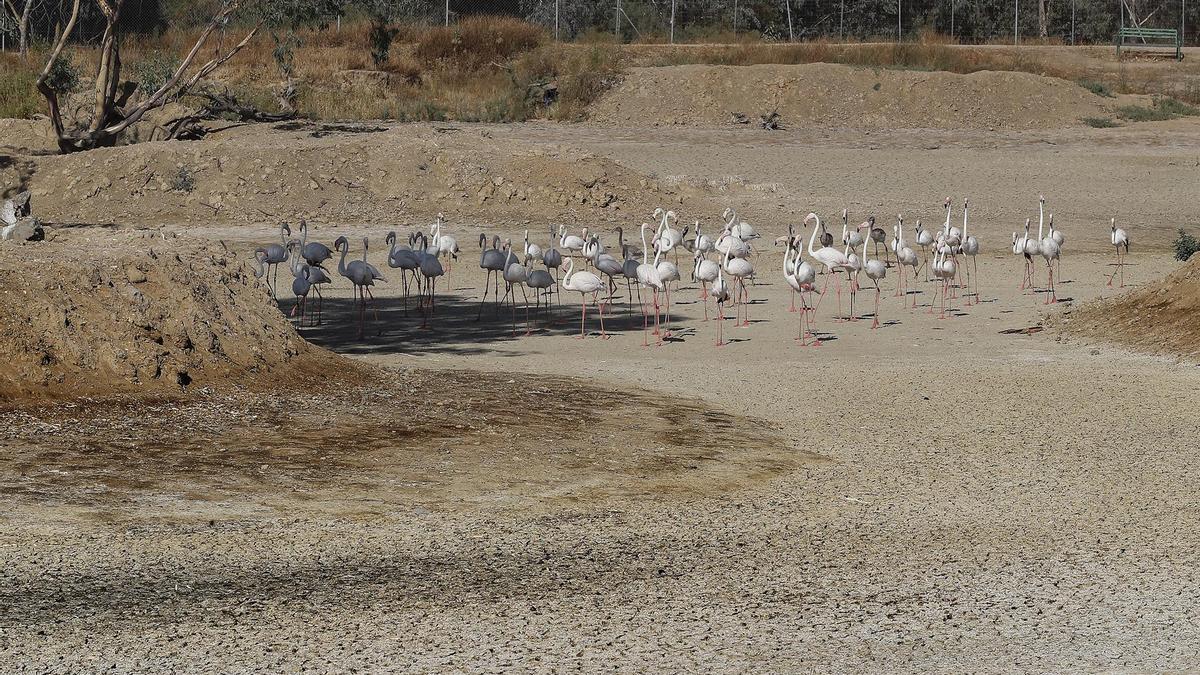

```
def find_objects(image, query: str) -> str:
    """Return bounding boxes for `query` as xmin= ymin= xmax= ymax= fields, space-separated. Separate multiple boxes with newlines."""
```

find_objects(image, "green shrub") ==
xmin=170 ymin=166 xmax=196 ymax=193
xmin=1174 ymin=229 xmax=1200 ymax=262
xmin=1078 ymin=79 xmax=1113 ymax=97
xmin=45 ymin=54 xmax=79 ymax=95
xmin=1118 ymin=97 xmax=1200 ymax=122
xmin=1083 ymin=116 xmax=1119 ymax=128
xmin=131 ymin=51 xmax=183 ymax=97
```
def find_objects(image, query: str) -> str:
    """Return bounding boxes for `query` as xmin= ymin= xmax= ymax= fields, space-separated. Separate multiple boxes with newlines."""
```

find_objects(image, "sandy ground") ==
xmin=4 ymin=114 xmax=1200 ymax=671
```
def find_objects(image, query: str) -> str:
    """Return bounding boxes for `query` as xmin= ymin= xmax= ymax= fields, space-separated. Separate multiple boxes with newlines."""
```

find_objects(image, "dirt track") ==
xmin=4 ymin=67 xmax=1200 ymax=670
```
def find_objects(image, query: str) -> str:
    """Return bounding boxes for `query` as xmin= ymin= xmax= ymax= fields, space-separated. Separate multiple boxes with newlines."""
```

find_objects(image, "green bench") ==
xmin=1116 ymin=27 xmax=1183 ymax=61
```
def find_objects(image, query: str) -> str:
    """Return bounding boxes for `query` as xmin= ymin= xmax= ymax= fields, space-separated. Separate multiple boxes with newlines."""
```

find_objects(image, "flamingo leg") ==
xmin=598 ymin=294 xmax=608 ymax=339
xmin=716 ymin=302 xmax=724 ymax=347
xmin=653 ymin=290 xmax=662 ymax=346
xmin=577 ymin=293 xmax=587 ymax=339
xmin=365 ymin=287 xmax=382 ymax=335
xmin=871 ymin=286 xmax=880 ymax=329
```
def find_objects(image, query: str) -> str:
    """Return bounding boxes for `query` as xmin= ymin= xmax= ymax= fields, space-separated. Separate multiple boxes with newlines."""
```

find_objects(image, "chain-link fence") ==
xmin=2 ymin=0 xmax=1194 ymax=50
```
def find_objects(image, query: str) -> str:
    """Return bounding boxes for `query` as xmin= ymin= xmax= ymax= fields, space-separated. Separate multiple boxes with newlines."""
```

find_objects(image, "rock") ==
xmin=1 ymin=216 xmax=44 ymax=243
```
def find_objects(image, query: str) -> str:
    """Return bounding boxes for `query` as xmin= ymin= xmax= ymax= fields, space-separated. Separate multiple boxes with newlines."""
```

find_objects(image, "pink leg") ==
xmin=577 ymin=294 xmax=587 ymax=338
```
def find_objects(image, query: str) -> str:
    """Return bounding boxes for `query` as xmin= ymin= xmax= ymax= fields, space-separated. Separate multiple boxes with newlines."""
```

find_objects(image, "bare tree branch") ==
xmin=105 ymin=2 xmax=259 ymax=136
xmin=34 ymin=0 xmax=82 ymax=139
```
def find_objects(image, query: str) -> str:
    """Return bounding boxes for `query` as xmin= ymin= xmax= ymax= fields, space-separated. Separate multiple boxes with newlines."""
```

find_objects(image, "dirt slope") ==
xmin=3 ymin=121 xmax=718 ymax=229
xmin=1057 ymin=256 xmax=1200 ymax=359
xmin=587 ymin=63 xmax=1113 ymax=130
xmin=0 ymin=230 xmax=332 ymax=401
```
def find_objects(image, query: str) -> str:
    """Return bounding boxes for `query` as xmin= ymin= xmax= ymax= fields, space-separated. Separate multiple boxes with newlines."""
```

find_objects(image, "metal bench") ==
xmin=1116 ymin=27 xmax=1183 ymax=61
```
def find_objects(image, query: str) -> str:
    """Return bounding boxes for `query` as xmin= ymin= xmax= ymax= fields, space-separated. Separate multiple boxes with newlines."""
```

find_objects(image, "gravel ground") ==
xmin=4 ymin=119 xmax=1200 ymax=672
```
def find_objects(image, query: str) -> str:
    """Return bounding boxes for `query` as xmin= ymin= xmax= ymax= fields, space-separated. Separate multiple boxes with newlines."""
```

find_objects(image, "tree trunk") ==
xmin=1038 ymin=0 xmax=1049 ymax=38
xmin=18 ymin=0 xmax=31 ymax=58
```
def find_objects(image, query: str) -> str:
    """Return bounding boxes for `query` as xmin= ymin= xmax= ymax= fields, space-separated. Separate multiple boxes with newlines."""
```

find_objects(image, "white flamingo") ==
xmin=635 ymin=223 xmax=666 ymax=346
xmin=862 ymin=231 xmax=887 ymax=329
xmin=1038 ymin=206 xmax=1061 ymax=304
xmin=807 ymin=212 xmax=852 ymax=321
xmin=1107 ymin=218 xmax=1130 ymax=287
xmin=693 ymin=250 xmax=720 ymax=321
xmin=785 ymin=231 xmax=819 ymax=345
xmin=561 ymin=257 xmax=607 ymax=339
xmin=893 ymin=216 xmax=919 ymax=308
xmin=722 ymin=243 xmax=755 ymax=328
xmin=710 ymin=261 xmax=731 ymax=347
xmin=960 ymin=199 xmax=980 ymax=305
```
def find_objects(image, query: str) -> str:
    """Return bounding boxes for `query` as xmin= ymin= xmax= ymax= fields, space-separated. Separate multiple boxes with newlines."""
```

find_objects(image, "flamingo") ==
xmin=334 ymin=235 xmax=385 ymax=338
xmin=430 ymin=214 xmax=459 ymax=290
xmin=808 ymin=212 xmax=852 ymax=320
xmin=1022 ymin=219 xmax=1040 ymax=291
xmin=653 ymin=208 xmax=684 ymax=265
xmin=297 ymin=220 xmax=333 ymax=269
xmin=523 ymin=229 xmax=543 ymax=265
xmin=710 ymin=261 xmax=731 ymax=347
xmin=893 ymin=216 xmax=919 ymax=308
xmin=500 ymin=240 xmax=530 ymax=335
xmin=559 ymin=224 xmax=587 ymax=258
xmin=304 ymin=260 xmax=333 ymax=325
xmin=254 ymin=222 xmax=291 ymax=298
xmin=654 ymin=238 xmax=682 ymax=336
xmin=869 ymin=217 xmax=889 ymax=266
xmin=477 ymin=234 xmax=507 ymax=320
xmin=620 ymin=244 xmax=641 ymax=320
xmin=722 ymin=242 xmax=754 ymax=327
xmin=1107 ymin=218 xmax=1130 ymax=287
xmin=1048 ymin=213 xmax=1066 ymax=281
xmin=561 ymin=257 xmax=607 ymax=339
xmin=1039 ymin=208 xmax=1061 ymax=304
xmin=415 ymin=233 xmax=443 ymax=329
xmin=542 ymin=223 xmax=564 ymax=306
xmin=959 ymin=199 xmax=980 ymax=305
xmin=386 ymin=231 xmax=420 ymax=317
xmin=693 ymin=250 xmax=720 ymax=321
xmin=527 ymin=265 xmax=555 ymax=327
xmin=785 ymin=233 xmax=818 ymax=345
xmin=914 ymin=220 xmax=935 ymax=281
xmin=689 ymin=220 xmax=714 ymax=255
xmin=862 ymin=230 xmax=887 ymax=329
xmin=635 ymin=223 xmax=665 ymax=346
xmin=590 ymin=235 xmax=624 ymax=306
xmin=289 ymin=258 xmax=312 ymax=327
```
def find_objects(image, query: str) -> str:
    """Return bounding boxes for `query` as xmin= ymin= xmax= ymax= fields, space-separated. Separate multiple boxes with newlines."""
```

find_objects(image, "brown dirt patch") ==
xmin=0 ymin=229 xmax=338 ymax=402
xmin=5 ymin=121 xmax=719 ymax=229
xmin=586 ymin=63 xmax=1116 ymax=130
xmin=0 ymin=368 xmax=811 ymax=522
xmin=1055 ymin=255 xmax=1200 ymax=359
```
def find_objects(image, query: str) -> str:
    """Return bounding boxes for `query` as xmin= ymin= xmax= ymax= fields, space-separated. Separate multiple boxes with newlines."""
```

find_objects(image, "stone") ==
xmin=1 ymin=216 xmax=43 ymax=243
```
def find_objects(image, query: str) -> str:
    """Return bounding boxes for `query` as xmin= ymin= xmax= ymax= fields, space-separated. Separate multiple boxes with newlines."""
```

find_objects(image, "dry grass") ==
xmin=2 ymin=18 xmax=1198 ymax=128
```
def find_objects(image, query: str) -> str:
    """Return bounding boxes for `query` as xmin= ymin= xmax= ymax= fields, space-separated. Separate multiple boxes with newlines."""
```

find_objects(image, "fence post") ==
xmin=615 ymin=0 xmax=620 ymax=41
xmin=734 ymin=0 xmax=739 ymax=35
xmin=671 ymin=0 xmax=676 ymax=43
xmin=951 ymin=0 xmax=955 ymax=41
xmin=1014 ymin=0 xmax=1019 ymax=44
xmin=785 ymin=0 xmax=793 ymax=40
xmin=555 ymin=0 xmax=559 ymax=40
xmin=1071 ymin=0 xmax=1075 ymax=44
xmin=898 ymin=0 xmax=902 ymax=40
xmin=840 ymin=0 xmax=845 ymax=41
xmin=445 ymin=0 xmax=449 ymax=26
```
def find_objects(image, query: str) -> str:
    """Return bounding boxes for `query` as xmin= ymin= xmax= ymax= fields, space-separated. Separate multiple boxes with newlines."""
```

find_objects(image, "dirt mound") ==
xmin=1057 ymin=257 xmax=1200 ymax=359
xmin=5 ymin=122 xmax=717 ymax=229
xmin=586 ymin=63 xmax=1112 ymax=130
xmin=0 ymin=230 xmax=333 ymax=401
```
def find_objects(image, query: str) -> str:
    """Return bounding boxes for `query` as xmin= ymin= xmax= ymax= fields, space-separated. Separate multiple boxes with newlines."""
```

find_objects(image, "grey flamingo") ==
xmin=255 ymin=222 xmax=292 ymax=297
xmin=478 ymin=233 xmax=508 ymax=320
xmin=386 ymin=231 xmax=421 ymax=317
xmin=334 ymin=235 xmax=385 ymax=338
xmin=298 ymin=220 xmax=333 ymax=268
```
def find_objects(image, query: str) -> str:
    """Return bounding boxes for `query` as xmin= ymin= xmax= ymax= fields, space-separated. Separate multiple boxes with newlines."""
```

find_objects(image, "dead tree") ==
xmin=35 ymin=0 xmax=264 ymax=154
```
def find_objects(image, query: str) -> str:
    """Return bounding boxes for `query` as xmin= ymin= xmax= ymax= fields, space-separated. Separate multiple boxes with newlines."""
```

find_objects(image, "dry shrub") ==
xmin=413 ymin=16 xmax=543 ymax=71
xmin=551 ymin=46 xmax=624 ymax=121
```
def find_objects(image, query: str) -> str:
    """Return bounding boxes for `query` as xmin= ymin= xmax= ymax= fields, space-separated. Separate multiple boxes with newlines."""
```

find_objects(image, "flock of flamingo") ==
xmin=251 ymin=198 xmax=1134 ymax=345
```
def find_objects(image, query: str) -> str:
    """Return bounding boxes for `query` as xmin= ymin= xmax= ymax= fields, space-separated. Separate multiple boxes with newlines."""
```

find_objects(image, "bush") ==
xmin=45 ymin=53 xmax=79 ymax=95
xmin=552 ymin=46 xmax=624 ymax=121
xmin=1118 ymin=97 xmax=1200 ymax=122
xmin=131 ymin=51 xmax=183 ymax=97
xmin=170 ymin=166 xmax=196 ymax=193
xmin=1078 ymin=79 xmax=1113 ymax=97
xmin=1082 ymin=116 xmax=1119 ymax=128
xmin=1174 ymin=229 xmax=1200 ymax=262
xmin=413 ymin=16 xmax=543 ymax=71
